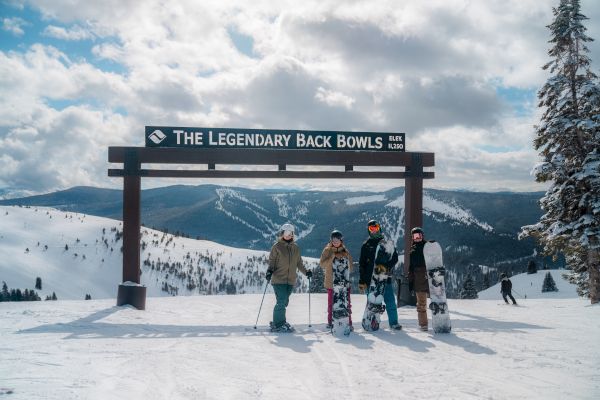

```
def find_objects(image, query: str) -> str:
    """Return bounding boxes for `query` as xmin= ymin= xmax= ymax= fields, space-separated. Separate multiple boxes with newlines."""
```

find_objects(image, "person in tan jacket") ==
xmin=266 ymin=223 xmax=312 ymax=332
xmin=319 ymin=230 xmax=353 ymax=330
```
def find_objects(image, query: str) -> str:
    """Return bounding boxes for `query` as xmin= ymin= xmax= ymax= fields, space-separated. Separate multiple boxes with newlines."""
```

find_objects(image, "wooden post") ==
xmin=400 ymin=153 xmax=423 ymax=307
xmin=116 ymin=149 xmax=146 ymax=309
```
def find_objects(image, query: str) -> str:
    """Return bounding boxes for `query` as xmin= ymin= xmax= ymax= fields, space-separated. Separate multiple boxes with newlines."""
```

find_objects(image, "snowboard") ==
xmin=331 ymin=257 xmax=351 ymax=336
xmin=424 ymin=241 xmax=451 ymax=333
xmin=361 ymin=264 xmax=387 ymax=331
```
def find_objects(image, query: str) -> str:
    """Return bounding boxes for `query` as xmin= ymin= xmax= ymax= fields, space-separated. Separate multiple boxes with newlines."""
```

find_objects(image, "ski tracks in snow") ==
xmin=310 ymin=332 xmax=359 ymax=400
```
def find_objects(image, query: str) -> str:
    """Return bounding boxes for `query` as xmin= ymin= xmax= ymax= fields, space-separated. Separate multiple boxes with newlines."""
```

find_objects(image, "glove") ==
xmin=305 ymin=270 xmax=313 ymax=278
xmin=265 ymin=270 xmax=273 ymax=282
xmin=358 ymin=283 xmax=367 ymax=293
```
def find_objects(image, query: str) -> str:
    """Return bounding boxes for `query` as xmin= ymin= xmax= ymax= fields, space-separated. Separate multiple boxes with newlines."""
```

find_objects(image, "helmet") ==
xmin=330 ymin=229 xmax=343 ymax=240
xmin=411 ymin=227 xmax=424 ymax=235
xmin=367 ymin=219 xmax=381 ymax=236
xmin=279 ymin=223 xmax=295 ymax=237
xmin=500 ymin=273 xmax=507 ymax=278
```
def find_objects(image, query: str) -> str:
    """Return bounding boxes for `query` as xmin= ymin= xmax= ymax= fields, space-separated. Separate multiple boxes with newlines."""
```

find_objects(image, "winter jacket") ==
xmin=408 ymin=241 xmax=429 ymax=293
xmin=268 ymin=238 xmax=307 ymax=285
xmin=501 ymin=278 xmax=512 ymax=294
xmin=319 ymin=243 xmax=353 ymax=289
xmin=359 ymin=236 xmax=398 ymax=285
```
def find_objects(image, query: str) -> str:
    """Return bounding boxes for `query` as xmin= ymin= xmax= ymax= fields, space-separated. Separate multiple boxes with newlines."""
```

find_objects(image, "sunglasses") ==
xmin=368 ymin=224 xmax=380 ymax=233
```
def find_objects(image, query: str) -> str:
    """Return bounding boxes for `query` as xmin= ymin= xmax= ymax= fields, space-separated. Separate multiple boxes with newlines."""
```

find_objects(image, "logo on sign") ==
xmin=148 ymin=129 xmax=167 ymax=144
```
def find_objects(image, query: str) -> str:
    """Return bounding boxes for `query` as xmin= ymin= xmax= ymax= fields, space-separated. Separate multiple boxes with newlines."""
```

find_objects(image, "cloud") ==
xmin=315 ymin=87 xmax=355 ymax=110
xmin=1 ymin=0 xmax=599 ymax=195
xmin=42 ymin=25 xmax=94 ymax=41
xmin=2 ymin=17 xmax=27 ymax=36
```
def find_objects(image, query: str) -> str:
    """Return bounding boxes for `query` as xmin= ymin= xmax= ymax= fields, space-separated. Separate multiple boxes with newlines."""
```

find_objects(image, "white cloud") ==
xmin=2 ymin=17 xmax=27 ymax=36
xmin=0 ymin=0 xmax=599 ymax=195
xmin=42 ymin=25 xmax=94 ymax=41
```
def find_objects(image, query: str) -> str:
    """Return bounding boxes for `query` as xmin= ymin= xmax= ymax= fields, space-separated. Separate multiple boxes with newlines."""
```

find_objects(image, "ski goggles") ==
xmin=368 ymin=224 xmax=380 ymax=233
xmin=412 ymin=232 xmax=423 ymax=240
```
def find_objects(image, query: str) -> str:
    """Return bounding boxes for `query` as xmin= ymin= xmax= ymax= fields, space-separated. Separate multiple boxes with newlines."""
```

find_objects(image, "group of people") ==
xmin=265 ymin=219 xmax=432 ymax=333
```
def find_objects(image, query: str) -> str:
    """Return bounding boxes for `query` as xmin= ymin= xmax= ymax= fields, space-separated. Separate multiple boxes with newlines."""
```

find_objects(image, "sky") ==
xmin=1 ymin=0 xmax=600 ymax=196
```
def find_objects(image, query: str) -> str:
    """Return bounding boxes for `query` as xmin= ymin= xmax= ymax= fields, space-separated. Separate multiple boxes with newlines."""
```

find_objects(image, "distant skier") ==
xmin=408 ymin=227 xmax=430 ymax=331
xmin=319 ymin=229 xmax=353 ymax=330
xmin=359 ymin=220 xmax=402 ymax=330
xmin=266 ymin=223 xmax=312 ymax=332
xmin=500 ymin=273 xmax=517 ymax=305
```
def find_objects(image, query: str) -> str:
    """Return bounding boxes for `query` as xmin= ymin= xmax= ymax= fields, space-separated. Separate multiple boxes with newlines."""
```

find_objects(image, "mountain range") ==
xmin=0 ymin=185 xmax=557 ymax=296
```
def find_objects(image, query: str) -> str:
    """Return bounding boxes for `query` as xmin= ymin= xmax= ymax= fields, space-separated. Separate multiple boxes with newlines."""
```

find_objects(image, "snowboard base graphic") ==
xmin=331 ymin=257 xmax=351 ymax=336
xmin=424 ymin=241 xmax=451 ymax=333
xmin=361 ymin=264 xmax=387 ymax=332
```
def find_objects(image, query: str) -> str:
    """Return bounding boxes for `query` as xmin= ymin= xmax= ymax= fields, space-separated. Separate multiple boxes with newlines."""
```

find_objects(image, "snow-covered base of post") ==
xmin=117 ymin=282 xmax=147 ymax=310
xmin=589 ymin=249 xmax=600 ymax=305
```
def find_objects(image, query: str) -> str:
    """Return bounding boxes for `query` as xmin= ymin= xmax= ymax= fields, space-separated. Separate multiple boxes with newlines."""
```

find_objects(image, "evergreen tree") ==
xmin=460 ymin=274 xmax=478 ymax=299
xmin=35 ymin=277 xmax=42 ymax=290
xmin=520 ymin=0 xmax=600 ymax=304
xmin=1 ymin=281 xmax=8 ymax=302
xmin=527 ymin=260 xmax=538 ymax=274
xmin=85 ymin=294 xmax=92 ymax=300
xmin=51 ymin=292 xmax=57 ymax=300
xmin=542 ymin=271 xmax=559 ymax=292
xmin=309 ymin=266 xmax=326 ymax=293
xmin=483 ymin=272 xmax=491 ymax=290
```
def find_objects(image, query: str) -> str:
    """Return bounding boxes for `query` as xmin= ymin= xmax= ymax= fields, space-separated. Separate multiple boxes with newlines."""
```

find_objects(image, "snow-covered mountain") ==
xmin=0 ymin=185 xmax=551 ymax=296
xmin=0 ymin=205 xmax=318 ymax=300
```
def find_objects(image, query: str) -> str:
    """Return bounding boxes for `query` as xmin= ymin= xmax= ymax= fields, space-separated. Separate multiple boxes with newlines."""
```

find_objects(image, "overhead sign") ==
xmin=145 ymin=126 xmax=405 ymax=152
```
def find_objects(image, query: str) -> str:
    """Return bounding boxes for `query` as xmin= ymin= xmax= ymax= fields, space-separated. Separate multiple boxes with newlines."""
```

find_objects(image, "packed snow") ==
xmin=2 ymin=206 xmax=599 ymax=400
xmin=1 ymin=294 xmax=598 ymax=399
xmin=479 ymin=269 xmax=577 ymax=300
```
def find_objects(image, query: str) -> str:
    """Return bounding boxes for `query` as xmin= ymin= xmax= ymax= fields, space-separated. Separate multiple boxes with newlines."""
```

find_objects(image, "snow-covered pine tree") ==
xmin=520 ymin=0 xmax=600 ymax=304
xmin=35 ymin=277 xmax=42 ymax=290
xmin=527 ymin=260 xmax=538 ymax=274
xmin=460 ymin=274 xmax=478 ymax=299
xmin=483 ymin=272 xmax=491 ymax=290
xmin=542 ymin=272 xmax=559 ymax=292
xmin=309 ymin=266 xmax=326 ymax=293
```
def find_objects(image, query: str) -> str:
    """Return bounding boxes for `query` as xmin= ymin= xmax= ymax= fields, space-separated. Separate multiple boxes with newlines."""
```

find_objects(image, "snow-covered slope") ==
xmin=479 ymin=270 xmax=578 ymax=300
xmin=0 ymin=296 xmax=598 ymax=399
xmin=0 ymin=206 xmax=317 ymax=300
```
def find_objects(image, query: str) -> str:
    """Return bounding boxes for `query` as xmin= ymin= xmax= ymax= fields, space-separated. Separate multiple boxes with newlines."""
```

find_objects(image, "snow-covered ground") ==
xmin=479 ymin=269 xmax=577 ymax=300
xmin=1 ymin=294 xmax=598 ymax=399
xmin=0 ymin=206 xmax=315 ymax=300
xmin=2 ymin=206 xmax=599 ymax=399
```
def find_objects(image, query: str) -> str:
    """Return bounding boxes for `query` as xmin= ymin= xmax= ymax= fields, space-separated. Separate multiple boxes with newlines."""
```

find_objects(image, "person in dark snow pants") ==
xmin=358 ymin=220 xmax=402 ymax=330
xmin=500 ymin=273 xmax=517 ymax=305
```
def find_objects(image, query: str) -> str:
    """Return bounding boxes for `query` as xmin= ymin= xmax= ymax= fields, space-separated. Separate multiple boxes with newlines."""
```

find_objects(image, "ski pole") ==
xmin=254 ymin=281 xmax=269 ymax=329
xmin=308 ymin=276 xmax=312 ymax=328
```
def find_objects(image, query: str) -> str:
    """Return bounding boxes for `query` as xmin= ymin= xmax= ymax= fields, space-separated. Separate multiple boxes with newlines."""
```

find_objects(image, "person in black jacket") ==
xmin=408 ymin=227 xmax=429 ymax=331
xmin=500 ymin=273 xmax=517 ymax=305
xmin=358 ymin=219 xmax=402 ymax=330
